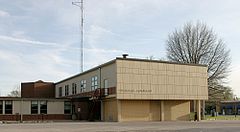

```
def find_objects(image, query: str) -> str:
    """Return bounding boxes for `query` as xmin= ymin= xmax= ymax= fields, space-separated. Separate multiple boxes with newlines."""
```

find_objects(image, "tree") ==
xmin=8 ymin=85 xmax=21 ymax=97
xmin=166 ymin=22 xmax=231 ymax=97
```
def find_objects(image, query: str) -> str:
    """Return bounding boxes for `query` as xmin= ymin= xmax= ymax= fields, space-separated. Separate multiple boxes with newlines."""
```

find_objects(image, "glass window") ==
xmin=65 ymin=85 xmax=69 ymax=96
xmin=64 ymin=101 xmax=71 ymax=114
xmin=80 ymin=80 xmax=86 ymax=92
xmin=59 ymin=87 xmax=62 ymax=97
xmin=31 ymin=101 xmax=38 ymax=114
xmin=72 ymin=83 xmax=77 ymax=95
xmin=5 ymin=101 xmax=12 ymax=114
xmin=91 ymin=76 xmax=98 ymax=91
xmin=40 ymin=101 xmax=47 ymax=114
xmin=0 ymin=101 xmax=2 ymax=114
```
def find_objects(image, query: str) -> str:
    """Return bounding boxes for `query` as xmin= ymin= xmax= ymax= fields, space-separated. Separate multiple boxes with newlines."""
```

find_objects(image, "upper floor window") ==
xmin=40 ymin=101 xmax=47 ymax=114
xmin=80 ymin=80 xmax=86 ymax=92
xmin=59 ymin=87 xmax=62 ymax=97
xmin=0 ymin=101 xmax=2 ymax=114
xmin=65 ymin=85 xmax=69 ymax=96
xmin=5 ymin=101 xmax=12 ymax=114
xmin=72 ymin=83 xmax=77 ymax=95
xmin=91 ymin=76 xmax=98 ymax=91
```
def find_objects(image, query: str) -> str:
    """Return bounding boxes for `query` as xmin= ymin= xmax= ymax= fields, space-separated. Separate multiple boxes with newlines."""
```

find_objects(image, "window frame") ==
xmin=91 ymin=76 xmax=98 ymax=91
xmin=64 ymin=101 xmax=71 ymax=114
xmin=59 ymin=87 xmax=62 ymax=97
xmin=0 ymin=101 xmax=3 ymax=114
xmin=40 ymin=100 xmax=47 ymax=114
xmin=65 ymin=85 xmax=69 ymax=96
xmin=72 ymin=83 xmax=77 ymax=95
xmin=31 ymin=101 xmax=38 ymax=114
xmin=5 ymin=100 xmax=12 ymax=114
xmin=80 ymin=80 xmax=86 ymax=92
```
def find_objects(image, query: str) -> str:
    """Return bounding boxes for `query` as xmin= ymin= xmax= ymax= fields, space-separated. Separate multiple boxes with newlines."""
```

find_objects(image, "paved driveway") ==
xmin=0 ymin=120 xmax=240 ymax=132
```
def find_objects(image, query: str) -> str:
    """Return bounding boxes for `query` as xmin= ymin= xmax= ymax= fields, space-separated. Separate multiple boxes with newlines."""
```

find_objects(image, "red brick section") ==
xmin=21 ymin=83 xmax=34 ymax=98
xmin=21 ymin=80 xmax=55 ymax=98
xmin=0 ymin=114 xmax=71 ymax=121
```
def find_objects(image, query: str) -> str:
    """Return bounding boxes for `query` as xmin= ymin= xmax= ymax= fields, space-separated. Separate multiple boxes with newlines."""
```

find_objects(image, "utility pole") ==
xmin=72 ymin=0 xmax=84 ymax=73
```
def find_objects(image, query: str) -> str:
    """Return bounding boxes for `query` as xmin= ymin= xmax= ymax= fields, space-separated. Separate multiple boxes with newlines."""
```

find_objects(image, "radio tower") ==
xmin=72 ymin=0 xmax=84 ymax=73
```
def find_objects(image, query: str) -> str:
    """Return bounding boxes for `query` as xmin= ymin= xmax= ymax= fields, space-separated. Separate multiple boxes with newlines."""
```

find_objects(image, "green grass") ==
xmin=205 ymin=115 xmax=240 ymax=120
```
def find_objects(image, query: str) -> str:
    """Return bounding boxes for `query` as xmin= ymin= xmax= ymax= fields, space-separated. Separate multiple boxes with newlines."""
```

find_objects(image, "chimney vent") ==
xmin=122 ymin=54 xmax=128 ymax=58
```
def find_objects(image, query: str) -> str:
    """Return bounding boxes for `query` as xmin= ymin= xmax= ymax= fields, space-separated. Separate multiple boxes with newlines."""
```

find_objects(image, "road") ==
xmin=0 ymin=120 xmax=240 ymax=132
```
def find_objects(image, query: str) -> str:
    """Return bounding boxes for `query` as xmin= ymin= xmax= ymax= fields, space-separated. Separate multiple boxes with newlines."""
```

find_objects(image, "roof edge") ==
xmin=116 ymin=57 xmax=208 ymax=67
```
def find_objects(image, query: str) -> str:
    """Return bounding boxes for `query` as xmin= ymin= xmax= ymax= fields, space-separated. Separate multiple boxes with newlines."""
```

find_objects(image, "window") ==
xmin=64 ymin=101 xmax=71 ymax=114
xmin=59 ymin=87 xmax=62 ymax=97
xmin=80 ymin=80 xmax=86 ymax=92
xmin=65 ymin=85 xmax=69 ymax=96
xmin=31 ymin=101 xmax=38 ymax=114
xmin=91 ymin=76 xmax=98 ymax=91
xmin=72 ymin=83 xmax=77 ymax=95
xmin=5 ymin=101 xmax=12 ymax=114
xmin=0 ymin=101 xmax=2 ymax=114
xmin=40 ymin=101 xmax=47 ymax=114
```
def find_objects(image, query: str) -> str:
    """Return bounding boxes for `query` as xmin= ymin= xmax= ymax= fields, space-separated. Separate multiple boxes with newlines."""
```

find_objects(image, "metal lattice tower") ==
xmin=72 ymin=0 xmax=84 ymax=73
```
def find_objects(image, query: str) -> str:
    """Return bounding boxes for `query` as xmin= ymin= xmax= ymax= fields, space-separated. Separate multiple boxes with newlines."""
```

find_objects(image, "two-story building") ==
xmin=55 ymin=57 xmax=208 ymax=121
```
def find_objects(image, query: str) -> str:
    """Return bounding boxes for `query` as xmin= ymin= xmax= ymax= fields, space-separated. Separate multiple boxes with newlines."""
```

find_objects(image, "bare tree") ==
xmin=166 ymin=22 xmax=231 ymax=95
xmin=8 ymin=85 xmax=21 ymax=97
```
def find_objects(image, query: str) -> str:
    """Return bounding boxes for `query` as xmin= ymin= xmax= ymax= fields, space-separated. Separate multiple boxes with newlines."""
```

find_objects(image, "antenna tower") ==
xmin=72 ymin=0 xmax=84 ymax=73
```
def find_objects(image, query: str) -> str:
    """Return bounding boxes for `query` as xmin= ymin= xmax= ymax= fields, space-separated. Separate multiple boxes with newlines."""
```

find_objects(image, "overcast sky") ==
xmin=0 ymin=0 xmax=239 ymax=96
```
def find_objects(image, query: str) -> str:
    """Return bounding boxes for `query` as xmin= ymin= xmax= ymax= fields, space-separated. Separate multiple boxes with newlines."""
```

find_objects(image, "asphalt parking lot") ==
xmin=1 ymin=120 xmax=240 ymax=132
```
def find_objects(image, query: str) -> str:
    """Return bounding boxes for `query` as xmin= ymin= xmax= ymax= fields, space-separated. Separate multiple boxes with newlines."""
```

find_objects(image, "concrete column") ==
xmin=38 ymin=101 xmax=40 ymax=114
xmin=117 ymin=100 xmax=121 ymax=122
xmin=196 ymin=100 xmax=201 ymax=121
xmin=160 ymin=101 xmax=164 ymax=121
xmin=3 ymin=100 xmax=5 ymax=114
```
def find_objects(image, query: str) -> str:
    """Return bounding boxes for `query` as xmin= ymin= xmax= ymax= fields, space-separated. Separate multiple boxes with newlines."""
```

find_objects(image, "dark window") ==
xmin=5 ymin=101 xmax=12 ymax=114
xmin=64 ymin=101 xmax=71 ymax=114
xmin=65 ymin=85 xmax=69 ymax=96
xmin=31 ymin=101 xmax=38 ymax=114
xmin=59 ymin=87 xmax=62 ymax=97
xmin=80 ymin=80 xmax=86 ymax=92
xmin=72 ymin=83 xmax=77 ymax=95
xmin=40 ymin=101 xmax=47 ymax=114
xmin=0 ymin=101 xmax=2 ymax=114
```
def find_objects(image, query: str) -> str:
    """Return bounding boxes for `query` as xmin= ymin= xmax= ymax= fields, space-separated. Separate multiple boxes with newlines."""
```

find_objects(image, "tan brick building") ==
xmin=55 ymin=57 xmax=208 ymax=121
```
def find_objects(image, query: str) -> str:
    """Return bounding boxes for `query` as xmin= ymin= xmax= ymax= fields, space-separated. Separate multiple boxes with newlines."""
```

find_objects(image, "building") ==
xmin=219 ymin=101 xmax=240 ymax=115
xmin=55 ymin=57 xmax=208 ymax=121
xmin=0 ymin=97 xmax=70 ymax=121
xmin=0 ymin=81 xmax=71 ymax=121
xmin=0 ymin=57 xmax=208 ymax=122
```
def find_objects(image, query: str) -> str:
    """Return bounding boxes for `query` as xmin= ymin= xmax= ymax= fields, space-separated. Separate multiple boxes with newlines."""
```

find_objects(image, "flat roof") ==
xmin=116 ymin=57 xmax=207 ymax=67
xmin=0 ymin=97 xmax=69 ymax=101
xmin=56 ymin=57 xmax=207 ymax=84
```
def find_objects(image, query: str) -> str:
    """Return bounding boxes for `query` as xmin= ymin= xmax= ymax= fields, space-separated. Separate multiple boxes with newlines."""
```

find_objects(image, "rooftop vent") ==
xmin=122 ymin=54 xmax=128 ymax=58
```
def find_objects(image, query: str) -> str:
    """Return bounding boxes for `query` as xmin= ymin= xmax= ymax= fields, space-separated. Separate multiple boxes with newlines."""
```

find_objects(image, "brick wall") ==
xmin=0 ymin=114 xmax=71 ymax=121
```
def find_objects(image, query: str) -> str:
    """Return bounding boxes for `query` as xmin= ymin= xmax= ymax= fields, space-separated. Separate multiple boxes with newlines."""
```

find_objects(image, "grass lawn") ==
xmin=205 ymin=115 xmax=240 ymax=120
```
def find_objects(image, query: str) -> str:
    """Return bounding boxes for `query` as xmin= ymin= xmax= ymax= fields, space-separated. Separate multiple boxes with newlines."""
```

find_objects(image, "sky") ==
xmin=0 ymin=0 xmax=239 ymax=96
